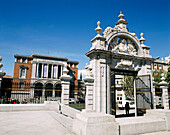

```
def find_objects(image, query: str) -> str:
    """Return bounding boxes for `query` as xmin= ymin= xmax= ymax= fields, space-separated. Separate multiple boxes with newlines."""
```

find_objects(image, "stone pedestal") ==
xmin=84 ymin=77 xmax=94 ymax=111
xmin=60 ymin=65 xmax=72 ymax=105
xmin=72 ymin=111 xmax=118 ymax=135
xmin=161 ymin=85 xmax=169 ymax=110
xmin=159 ymin=73 xmax=169 ymax=110
xmin=146 ymin=109 xmax=170 ymax=131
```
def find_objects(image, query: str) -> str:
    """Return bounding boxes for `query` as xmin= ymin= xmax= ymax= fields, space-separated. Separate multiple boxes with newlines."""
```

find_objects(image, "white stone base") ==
xmin=145 ymin=109 xmax=170 ymax=131
xmin=72 ymin=111 xmax=118 ymax=135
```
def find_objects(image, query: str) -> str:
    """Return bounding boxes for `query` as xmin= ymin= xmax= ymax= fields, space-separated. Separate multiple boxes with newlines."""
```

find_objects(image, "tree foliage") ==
xmin=165 ymin=62 xmax=170 ymax=85
xmin=152 ymin=69 xmax=164 ymax=88
xmin=121 ymin=75 xmax=134 ymax=98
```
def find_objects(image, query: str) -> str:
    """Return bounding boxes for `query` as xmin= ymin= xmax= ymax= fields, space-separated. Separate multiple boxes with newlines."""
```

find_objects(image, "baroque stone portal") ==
xmin=85 ymin=11 xmax=154 ymax=115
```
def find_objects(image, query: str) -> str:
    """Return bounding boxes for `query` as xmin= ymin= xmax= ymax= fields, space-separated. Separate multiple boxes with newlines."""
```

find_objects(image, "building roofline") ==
xmin=32 ymin=54 xmax=68 ymax=61
xmin=14 ymin=54 xmax=33 ymax=59
xmin=14 ymin=54 xmax=79 ymax=63
xmin=67 ymin=60 xmax=79 ymax=64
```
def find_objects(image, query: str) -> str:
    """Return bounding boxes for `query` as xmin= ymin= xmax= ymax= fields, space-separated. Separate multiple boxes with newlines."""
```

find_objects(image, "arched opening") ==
xmin=106 ymin=32 xmax=143 ymax=56
xmin=34 ymin=83 xmax=43 ymax=97
xmin=45 ymin=83 xmax=53 ymax=98
xmin=55 ymin=84 xmax=62 ymax=97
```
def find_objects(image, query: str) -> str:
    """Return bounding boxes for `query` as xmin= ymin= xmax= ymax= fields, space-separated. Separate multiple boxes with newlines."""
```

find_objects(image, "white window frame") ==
xmin=19 ymin=68 xmax=27 ymax=79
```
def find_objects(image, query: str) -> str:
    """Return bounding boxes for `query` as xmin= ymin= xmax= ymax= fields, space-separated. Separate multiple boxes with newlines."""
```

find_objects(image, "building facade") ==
xmin=11 ymin=54 xmax=78 ymax=103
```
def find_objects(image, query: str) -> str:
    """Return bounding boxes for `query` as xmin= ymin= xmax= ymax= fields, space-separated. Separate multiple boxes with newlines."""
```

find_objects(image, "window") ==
xmin=19 ymin=81 xmax=25 ymax=89
xmin=117 ymin=97 xmax=119 ymax=100
xmin=19 ymin=65 xmax=28 ymax=78
xmin=43 ymin=64 xmax=47 ymax=78
xmin=22 ymin=59 xmax=26 ymax=63
xmin=58 ymin=65 xmax=61 ymax=79
xmin=20 ymin=68 xmax=26 ymax=78
xmin=120 ymin=97 xmax=122 ymax=100
xmin=53 ymin=66 xmax=57 ymax=78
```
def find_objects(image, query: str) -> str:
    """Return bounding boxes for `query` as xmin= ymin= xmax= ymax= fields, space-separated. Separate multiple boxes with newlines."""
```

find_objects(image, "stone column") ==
xmin=52 ymin=89 xmax=55 ymax=98
xmin=159 ymin=73 xmax=169 ymax=110
xmin=61 ymin=65 xmax=63 ymax=76
xmin=56 ymin=65 xmax=58 ymax=79
xmin=84 ymin=76 xmax=94 ymax=111
xmin=31 ymin=63 xmax=36 ymax=78
xmin=51 ymin=65 xmax=53 ymax=79
xmin=42 ymin=87 xmax=45 ymax=98
xmin=0 ymin=56 xmax=5 ymax=97
xmin=60 ymin=64 xmax=72 ymax=105
xmin=41 ymin=64 xmax=44 ymax=78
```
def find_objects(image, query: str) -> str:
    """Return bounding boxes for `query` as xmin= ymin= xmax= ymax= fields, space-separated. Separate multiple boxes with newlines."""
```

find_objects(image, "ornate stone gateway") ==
xmin=85 ymin=12 xmax=154 ymax=116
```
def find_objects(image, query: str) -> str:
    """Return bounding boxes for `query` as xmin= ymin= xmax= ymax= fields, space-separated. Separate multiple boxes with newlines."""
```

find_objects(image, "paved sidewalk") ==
xmin=0 ymin=111 xmax=170 ymax=135
xmin=0 ymin=111 xmax=74 ymax=135
xmin=140 ymin=131 xmax=170 ymax=135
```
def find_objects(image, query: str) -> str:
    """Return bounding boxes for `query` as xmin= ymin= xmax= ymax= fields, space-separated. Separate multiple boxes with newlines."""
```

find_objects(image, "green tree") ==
xmin=165 ymin=62 xmax=170 ymax=85
xmin=152 ymin=69 xmax=164 ymax=88
xmin=121 ymin=75 xmax=134 ymax=98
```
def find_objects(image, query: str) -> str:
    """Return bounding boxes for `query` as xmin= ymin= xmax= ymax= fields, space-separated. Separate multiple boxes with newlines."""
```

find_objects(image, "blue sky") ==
xmin=0 ymin=0 xmax=169 ymax=76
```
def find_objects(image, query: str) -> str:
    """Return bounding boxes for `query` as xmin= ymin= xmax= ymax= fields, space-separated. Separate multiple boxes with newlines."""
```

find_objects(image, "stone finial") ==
xmin=95 ymin=21 xmax=102 ymax=35
xmin=118 ymin=11 xmax=125 ymax=19
xmin=159 ymin=73 xmax=168 ymax=86
xmin=63 ymin=64 xmax=69 ymax=75
xmin=140 ymin=33 xmax=146 ymax=44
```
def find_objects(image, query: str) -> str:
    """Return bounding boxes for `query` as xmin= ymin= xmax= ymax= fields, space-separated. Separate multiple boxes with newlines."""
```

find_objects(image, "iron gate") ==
xmin=110 ymin=71 xmax=116 ymax=115
xmin=135 ymin=75 xmax=153 ymax=116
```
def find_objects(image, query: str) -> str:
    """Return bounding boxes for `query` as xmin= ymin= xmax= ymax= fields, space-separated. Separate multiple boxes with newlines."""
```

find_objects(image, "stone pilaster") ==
xmin=60 ymin=64 xmax=72 ymax=105
xmin=31 ymin=63 xmax=36 ymax=78
xmin=84 ymin=76 xmax=94 ymax=111
xmin=159 ymin=73 xmax=169 ymax=110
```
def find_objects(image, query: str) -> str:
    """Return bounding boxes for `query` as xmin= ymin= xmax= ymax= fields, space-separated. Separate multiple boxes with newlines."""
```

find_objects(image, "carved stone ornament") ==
xmin=85 ymin=64 xmax=93 ymax=78
xmin=111 ymin=38 xmax=137 ymax=55
xmin=115 ymin=59 xmax=132 ymax=68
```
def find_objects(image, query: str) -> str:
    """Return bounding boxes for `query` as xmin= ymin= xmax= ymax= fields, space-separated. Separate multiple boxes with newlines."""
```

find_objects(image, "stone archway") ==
xmin=45 ymin=83 xmax=53 ymax=100
xmin=34 ymin=83 xmax=43 ymax=97
xmin=55 ymin=83 xmax=62 ymax=97
xmin=84 ymin=12 xmax=154 ymax=116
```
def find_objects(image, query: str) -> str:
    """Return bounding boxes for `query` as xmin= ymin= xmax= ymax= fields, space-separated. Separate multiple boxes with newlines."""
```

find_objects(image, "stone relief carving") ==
xmin=127 ymin=39 xmax=137 ymax=55
xmin=111 ymin=38 xmax=137 ymax=55
xmin=103 ymin=26 xmax=115 ymax=37
xmin=115 ymin=59 xmax=132 ymax=68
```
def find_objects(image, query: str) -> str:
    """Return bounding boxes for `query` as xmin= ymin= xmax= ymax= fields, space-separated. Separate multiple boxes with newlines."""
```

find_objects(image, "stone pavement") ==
xmin=140 ymin=131 xmax=170 ymax=135
xmin=0 ymin=111 xmax=74 ymax=135
xmin=0 ymin=110 xmax=170 ymax=135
